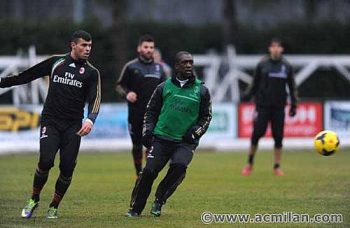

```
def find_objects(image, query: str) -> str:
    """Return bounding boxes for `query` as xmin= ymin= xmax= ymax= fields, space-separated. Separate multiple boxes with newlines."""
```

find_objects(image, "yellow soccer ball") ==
xmin=314 ymin=130 xmax=340 ymax=156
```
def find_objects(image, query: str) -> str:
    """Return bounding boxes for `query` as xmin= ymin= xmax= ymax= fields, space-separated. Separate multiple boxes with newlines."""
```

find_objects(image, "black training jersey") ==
xmin=116 ymin=56 xmax=166 ymax=113
xmin=0 ymin=53 xmax=101 ymax=123
xmin=246 ymin=56 xmax=298 ymax=107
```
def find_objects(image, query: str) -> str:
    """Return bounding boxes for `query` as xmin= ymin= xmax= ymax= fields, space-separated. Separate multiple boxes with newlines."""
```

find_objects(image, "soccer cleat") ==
xmin=241 ymin=164 xmax=253 ymax=176
xmin=21 ymin=199 xmax=39 ymax=218
xmin=274 ymin=168 xmax=284 ymax=176
xmin=46 ymin=207 xmax=58 ymax=219
xmin=126 ymin=210 xmax=140 ymax=217
xmin=150 ymin=201 xmax=163 ymax=217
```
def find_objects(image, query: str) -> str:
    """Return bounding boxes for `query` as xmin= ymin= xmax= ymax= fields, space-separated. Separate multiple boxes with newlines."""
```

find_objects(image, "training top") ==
xmin=144 ymin=75 xmax=212 ymax=142
xmin=116 ymin=56 xmax=166 ymax=114
xmin=245 ymin=56 xmax=298 ymax=108
xmin=0 ymin=54 xmax=101 ymax=123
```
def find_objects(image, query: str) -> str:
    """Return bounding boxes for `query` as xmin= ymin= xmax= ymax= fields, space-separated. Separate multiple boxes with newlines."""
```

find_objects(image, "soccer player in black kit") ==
xmin=116 ymin=34 xmax=166 ymax=176
xmin=0 ymin=30 xmax=101 ymax=218
xmin=241 ymin=38 xmax=298 ymax=176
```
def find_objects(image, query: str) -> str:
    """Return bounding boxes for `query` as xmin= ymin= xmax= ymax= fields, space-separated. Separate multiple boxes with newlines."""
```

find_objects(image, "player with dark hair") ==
xmin=0 ymin=30 xmax=101 ymax=218
xmin=116 ymin=34 xmax=166 ymax=176
xmin=126 ymin=51 xmax=212 ymax=217
xmin=241 ymin=38 xmax=298 ymax=176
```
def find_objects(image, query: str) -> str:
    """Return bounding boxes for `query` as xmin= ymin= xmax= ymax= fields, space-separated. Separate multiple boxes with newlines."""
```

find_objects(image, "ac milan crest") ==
xmin=79 ymin=67 xmax=85 ymax=74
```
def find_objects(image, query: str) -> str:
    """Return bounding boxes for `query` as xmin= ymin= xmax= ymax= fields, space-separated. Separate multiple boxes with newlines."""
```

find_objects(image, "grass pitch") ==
xmin=0 ymin=149 xmax=349 ymax=227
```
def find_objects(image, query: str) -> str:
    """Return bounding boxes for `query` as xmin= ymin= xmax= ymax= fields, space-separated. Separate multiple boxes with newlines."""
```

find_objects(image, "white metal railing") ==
xmin=194 ymin=46 xmax=350 ymax=102
xmin=0 ymin=46 xmax=48 ymax=105
xmin=1 ymin=46 xmax=350 ymax=104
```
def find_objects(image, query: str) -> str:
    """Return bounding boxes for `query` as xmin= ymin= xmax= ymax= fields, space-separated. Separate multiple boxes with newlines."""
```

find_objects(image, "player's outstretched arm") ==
xmin=0 ymin=56 xmax=57 ymax=88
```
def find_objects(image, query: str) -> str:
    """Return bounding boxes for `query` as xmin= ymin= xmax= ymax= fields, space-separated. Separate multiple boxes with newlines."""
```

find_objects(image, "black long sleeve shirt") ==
xmin=116 ymin=56 xmax=166 ymax=115
xmin=0 ymin=54 xmax=101 ymax=123
xmin=245 ymin=56 xmax=298 ymax=108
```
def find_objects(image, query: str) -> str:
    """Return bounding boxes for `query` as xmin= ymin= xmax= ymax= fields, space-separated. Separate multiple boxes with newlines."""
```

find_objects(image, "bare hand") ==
xmin=126 ymin=92 xmax=137 ymax=103
xmin=76 ymin=120 xmax=93 ymax=137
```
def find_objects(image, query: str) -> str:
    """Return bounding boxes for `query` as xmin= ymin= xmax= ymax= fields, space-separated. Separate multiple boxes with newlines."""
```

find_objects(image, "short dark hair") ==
xmin=270 ymin=37 xmax=283 ymax=47
xmin=71 ymin=30 xmax=92 ymax=43
xmin=138 ymin=34 xmax=154 ymax=45
xmin=175 ymin=51 xmax=192 ymax=63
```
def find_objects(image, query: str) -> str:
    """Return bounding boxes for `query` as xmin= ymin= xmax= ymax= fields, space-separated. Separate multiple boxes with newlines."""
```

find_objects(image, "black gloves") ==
xmin=289 ymin=105 xmax=297 ymax=117
xmin=142 ymin=131 xmax=153 ymax=148
xmin=183 ymin=126 xmax=201 ymax=144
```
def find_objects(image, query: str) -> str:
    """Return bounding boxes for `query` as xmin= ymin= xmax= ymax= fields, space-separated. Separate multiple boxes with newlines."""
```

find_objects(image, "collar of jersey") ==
xmin=66 ymin=53 xmax=87 ymax=65
xmin=138 ymin=55 xmax=153 ymax=64
xmin=171 ymin=74 xmax=196 ymax=88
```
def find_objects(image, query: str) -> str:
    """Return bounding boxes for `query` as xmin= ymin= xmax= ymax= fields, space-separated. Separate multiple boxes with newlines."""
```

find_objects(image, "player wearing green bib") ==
xmin=153 ymin=78 xmax=202 ymax=141
xmin=127 ymin=51 xmax=212 ymax=217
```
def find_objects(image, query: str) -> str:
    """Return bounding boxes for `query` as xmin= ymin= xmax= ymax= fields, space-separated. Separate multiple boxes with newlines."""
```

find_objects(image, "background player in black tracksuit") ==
xmin=0 ymin=30 xmax=101 ymax=218
xmin=127 ymin=51 xmax=212 ymax=217
xmin=241 ymin=38 xmax=298 ymax=176
xmin=116 ymin=34 xmax=166 ymax=176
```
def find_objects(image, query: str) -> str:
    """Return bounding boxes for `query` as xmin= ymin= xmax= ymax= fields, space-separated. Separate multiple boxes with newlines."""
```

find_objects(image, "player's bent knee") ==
xmin=251 ymin=136 xmax=261 ymax=146
xmin=274 ymin=138 xmax=283 ymax=148
xmin=60 ymin=163 xmax=77 ymax=177
xmin=169 ymin=163 xmax=187 ymax=180
xmin=38 ymin=160 xmax=54 ymax=171
xmin=140 ymin=167 xmax=157 ymax=180
xmin=274 ymin=143 xmax=283 ymax=149
xmin=170 ymin=163 xmax=187 ymax=172
xmin=60 ymin=164 xmax=76 ymax=177
xmin=60 ymin=169 xmax=75 ymax=178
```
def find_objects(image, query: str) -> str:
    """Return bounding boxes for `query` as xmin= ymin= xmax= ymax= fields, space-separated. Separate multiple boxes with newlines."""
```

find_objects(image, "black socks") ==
xmin=32 ymin=168 xmax=49 ymax=202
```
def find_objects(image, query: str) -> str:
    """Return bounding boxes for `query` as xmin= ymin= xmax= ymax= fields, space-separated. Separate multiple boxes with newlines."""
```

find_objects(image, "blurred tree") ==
xmin=110 ymin=0 xmax=128 ymax=88
xmin=304 ymin=0 xmax=317 ymax=23
xmin=73 ymin=0 xmax=86 ymax=23
xmin=94 ymin=0 xmax=128 ymax=98
xmin=222 ymin=0 xmax=238 ymax=46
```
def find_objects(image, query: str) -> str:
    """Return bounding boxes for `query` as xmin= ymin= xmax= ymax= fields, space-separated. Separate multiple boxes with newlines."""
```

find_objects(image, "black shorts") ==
xmin=38 ymin=117 xmax=82 ymax=176
xmin=251 ymin=105 xmax=285 ymax=148
xmin=128 ymin=110 xmax=145 ymax=145
xmin=144 ymin=137 xmax=196 ymax=173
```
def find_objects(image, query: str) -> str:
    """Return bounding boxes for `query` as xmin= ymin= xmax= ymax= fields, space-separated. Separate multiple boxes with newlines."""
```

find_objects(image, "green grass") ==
xmin=0 ymin=150 xmax=349 ymax=228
